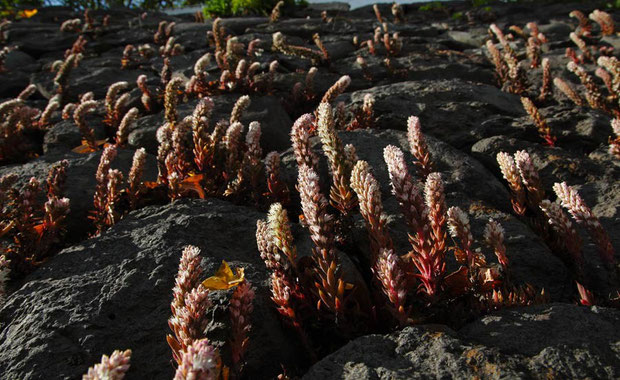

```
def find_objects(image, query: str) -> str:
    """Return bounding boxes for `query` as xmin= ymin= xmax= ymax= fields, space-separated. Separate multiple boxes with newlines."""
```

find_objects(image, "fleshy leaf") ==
xmin=180 ymin=174 xmax=206 ymax=199
xmin=444 ymin=266 xmax=469 ymax=297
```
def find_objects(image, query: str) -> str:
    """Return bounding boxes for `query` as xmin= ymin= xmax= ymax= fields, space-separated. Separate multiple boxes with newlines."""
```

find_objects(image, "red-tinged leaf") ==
xmin=166 ymin=334 xmax=180 ymax=352
xmin=166 ymin=334 xmax=182 ymax=364
xmin=179 ymin=174 xmax=207 ymax=199
xmin=142 ymin=181 xmax=161 ymax=189
xmin=221 ymin=365 xmax=230 ymax=380
xmin=444 ymin=266 xmax=469 ymax=297
xmin=33 ymin=223 xmax=45 ymax=238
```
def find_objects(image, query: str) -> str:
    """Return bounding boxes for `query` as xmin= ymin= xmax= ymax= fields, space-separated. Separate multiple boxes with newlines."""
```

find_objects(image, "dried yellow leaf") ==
xmin=201 ymin=260 xmax=245 ymax=290
xmin=18 ymin=9 xmax=38 ymax=18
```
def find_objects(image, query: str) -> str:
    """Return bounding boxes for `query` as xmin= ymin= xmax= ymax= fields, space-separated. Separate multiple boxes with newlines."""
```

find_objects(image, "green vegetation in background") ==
xmin=471 ymin=0 xmax=493 ymax=6
xmin=419 ymin=1 xmax=445 ymax=12
xmin=202 ymin=0 xmax=306 ymax=17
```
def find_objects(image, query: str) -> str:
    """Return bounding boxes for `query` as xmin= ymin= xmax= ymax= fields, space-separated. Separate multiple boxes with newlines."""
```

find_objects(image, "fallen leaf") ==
xmin=18 ymin=9 xmax=38 ymax=18
xmin=202 ymin=260 xmax=245 ymax=290
xmin=71 ymin=139 xmax=107 ymax=154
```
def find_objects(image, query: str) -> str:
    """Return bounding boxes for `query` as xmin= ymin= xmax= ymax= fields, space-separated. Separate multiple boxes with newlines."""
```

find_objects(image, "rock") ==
xmin=322 ymin=38 xmax=356 ymax=62
xmin=128 ymin=113 xmax=162 ymax=154
xmin=470 ymin=135 xmax=618 ymax=192
xmin=538 ymin=21 xmax=573 ymax=39
xmin=254 ymin=18 xmax=338 ymax=39
xmin=0 ymin=199 xmax=305 ymax=379
xmin=221 ymin=17 xmax=270 ymax=35
xmin=335 ymin=80 xmax=524 ymax=149
xmin=307 ymin=2 xmax=350 ymax=12
xmin=601 ymin=35 xmax=620 ymax=53
xmin=43 ymin=120 xmax=85 ymax=154
xmin=304 ymin=303 xmax=620 ymax=379
xmin=92 ymin=27 xmax=153 ymax=51
xmin=3 ymin=50 xmax=38 ymax=72
xmin=32 ymin=64 xmax=149 ymax=100
xmin=8 ymin=24 xmax=76 ymax=58
xmin=66 ymin=66 xmax=149 ymax=100
xmin=0 ymin=71 xmax=31 ymax=99
xmin=460 ymin=303 xmax=620 ymax=377
xmin=447 ymin=30 xmax=485 ymax=48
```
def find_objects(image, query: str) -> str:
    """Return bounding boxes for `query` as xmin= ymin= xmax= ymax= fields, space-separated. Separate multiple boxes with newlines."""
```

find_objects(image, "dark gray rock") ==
xmin=307 ymin=2 xmax=350 ymax=12
xmin=304 ymin=303 xmax=620 ymax=379
xmin=538 ymin=21 xmax=573 ymax=39
xmin=447 ymin=30 xmax=485 ymax=48
xmin=0 ymin=71 xmax=31 ymax=99
xmin=3 ymin=50 xmax=38 ymax=72
xmin=33 ymin=64 xmax=149 ymax=100
xmin=43 ymin=120 xmax=84 ymax=154
xmin=601 ymin=35 xmax=620 ymax=53
xmin=9 ymin=26 xmax=76 ymax=58
xmin=335 ymin=80 xmax=524 ymax=149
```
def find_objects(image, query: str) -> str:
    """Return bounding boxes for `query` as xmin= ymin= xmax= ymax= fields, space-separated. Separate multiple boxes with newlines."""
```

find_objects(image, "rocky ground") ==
xmin=0 ymin=1 xmax=619 ymax=379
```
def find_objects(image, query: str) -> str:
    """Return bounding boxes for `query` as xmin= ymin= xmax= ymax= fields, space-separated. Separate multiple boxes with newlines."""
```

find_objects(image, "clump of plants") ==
xmin=155 ymin=90 xmax=287 ymax=205
xmin=272 ymin=31 xmax=329 ymax=66
xmin=255 ymin=105 xmax=546 ymax=361
xmin=88 ymin=83 xmax=290 ymax=235
xmin=168 ymin=246 xmax=254 ymax=379
xmin=90 ymin=146 xmax=147 ymax=235
xmin=496 ymin=150 xmax=618 ymax=306
xmin=0 ymin=160 xmax=70 ymax=278
xmin=186 ymin=18 xmax=279 ymax=97
xmin=484 ymin=10 xmax=620 ymax=149
xmin=0 ymin=86 xmax=47 ymax=163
